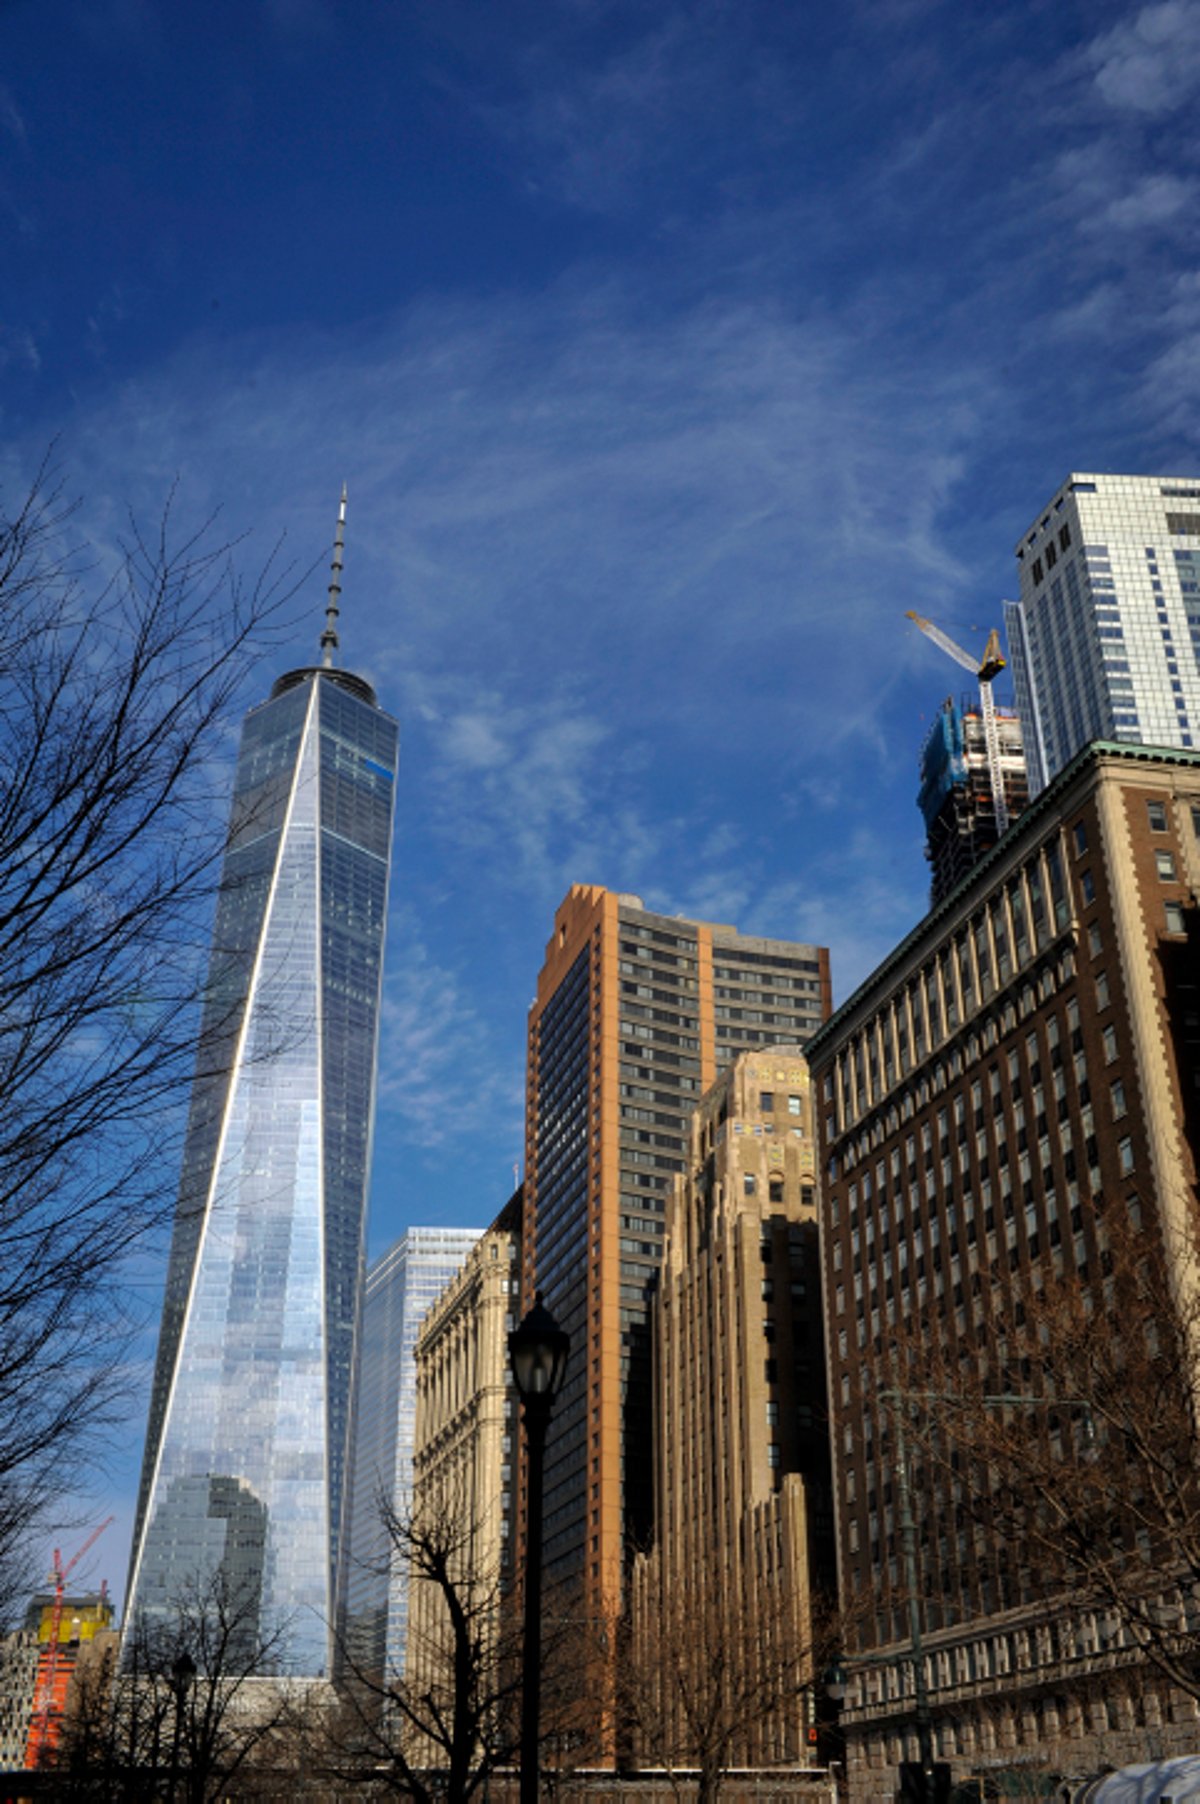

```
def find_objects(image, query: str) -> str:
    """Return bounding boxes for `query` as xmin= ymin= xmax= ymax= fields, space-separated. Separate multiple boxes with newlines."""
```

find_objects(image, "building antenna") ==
xmin=321 ymin=484 xmax=347 ymax=668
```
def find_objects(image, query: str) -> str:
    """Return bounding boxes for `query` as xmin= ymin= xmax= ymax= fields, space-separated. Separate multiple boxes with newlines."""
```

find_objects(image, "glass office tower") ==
xmin=126 ymin=549 xmax=397 ymax=1676
xmin=342 ymin=1226 xmax=481 ymax=1681
xmin=1006 ymin=472 xmax=1200 ymax=794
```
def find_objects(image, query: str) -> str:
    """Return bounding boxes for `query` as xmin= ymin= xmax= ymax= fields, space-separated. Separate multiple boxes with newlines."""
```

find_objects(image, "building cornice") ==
xmin=807 ymin=738 xmax=1200 ymax=1060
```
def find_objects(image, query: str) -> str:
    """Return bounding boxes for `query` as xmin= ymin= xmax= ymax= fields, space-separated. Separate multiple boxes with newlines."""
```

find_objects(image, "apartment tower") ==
xmin=126 ymin=504 xmax=398 ymax=1675
xmin=1005 ymin=472 xmax=1200 ymax=793
xmin=807 ymin=741 xmax=1200 ymax=1799
xmin=521 ymin=886 xmax=831 ymax=1642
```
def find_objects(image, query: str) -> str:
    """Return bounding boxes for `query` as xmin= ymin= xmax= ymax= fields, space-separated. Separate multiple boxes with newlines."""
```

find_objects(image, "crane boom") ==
xmin=906 ymin=611 xmax=979 ymax=676
xmin=27 ymin=1516 xmax=113 ymax=1768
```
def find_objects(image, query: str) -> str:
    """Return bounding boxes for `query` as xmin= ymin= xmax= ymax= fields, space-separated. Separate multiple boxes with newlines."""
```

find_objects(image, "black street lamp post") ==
xmin=167 ymin=1648 xmax=196 ymax=1802
xmin=509 ymin=1293 xmax=570 ymax=1804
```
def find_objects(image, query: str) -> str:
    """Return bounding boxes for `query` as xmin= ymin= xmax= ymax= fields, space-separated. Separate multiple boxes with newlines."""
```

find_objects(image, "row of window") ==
xmin=829 ymin=838 xmax=1071 ymax=1130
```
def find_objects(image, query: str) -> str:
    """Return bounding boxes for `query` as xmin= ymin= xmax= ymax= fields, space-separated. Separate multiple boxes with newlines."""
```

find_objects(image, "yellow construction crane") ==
xmin=906 ymin=612 xmax=1011 ymax=834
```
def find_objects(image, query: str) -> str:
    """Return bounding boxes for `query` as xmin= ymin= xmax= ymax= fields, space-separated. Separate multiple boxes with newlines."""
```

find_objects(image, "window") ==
xmin=1104 ymin=1025 xmax=1118 ymax=1063
xmin=760 ymin=1091 xmax=775 ymax=1112
xmin=744 ymin=1174 xmax=757 ymax=1196
xmin=1073 ymin=822 xmax=1088 ymax=855
xmin=767 ymin=1443 xmax=781 ymax=1468
xmin=1119 ymin=1137 xmax=1135 ymax=1175
xmin=769 ymin=1179 xmax=784 ymax=1203
xmin=766 ymin=1400 xmax=779 ymax=1425
xmin=1096 ymin=971 xmax=1110 ymax=1009
xmin=788 ymin=1094 xmax=802 ymax=1116
xmin=761 ymin=1278 xmax=774 ymax=1301
xmin=1088 ymin=922 xmax=1103 ymax=958
xmin=1080 ymin=870 xmax=1096 ymax=905
xmin=1166 ymin=902 xmax=1187 ymax=934
xmin=1156 ymin=849 xmax=1178 ymax=880
xmin=1111 ymin=1079 xmax=1127 ymax=1119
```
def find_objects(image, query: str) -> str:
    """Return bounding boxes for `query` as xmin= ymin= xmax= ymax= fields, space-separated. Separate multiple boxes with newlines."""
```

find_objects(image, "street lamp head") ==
xmin=822 ymin=1662 xmax=848 ymax=1703
xmin=171 ymin=1649 xmax=197 ymax=1691
xmin=508 ymin=1292 xmax=569 ymax=1403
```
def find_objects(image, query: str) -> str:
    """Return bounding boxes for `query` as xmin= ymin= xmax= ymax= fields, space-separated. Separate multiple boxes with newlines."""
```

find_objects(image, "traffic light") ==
xmin=899 ymin=1760 xmax=952 ymax=1803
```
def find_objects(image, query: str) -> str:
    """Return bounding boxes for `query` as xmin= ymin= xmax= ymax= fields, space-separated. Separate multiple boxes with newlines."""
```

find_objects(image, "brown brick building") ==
xmin=805 ymin=742 xmax=1200 ymax=1800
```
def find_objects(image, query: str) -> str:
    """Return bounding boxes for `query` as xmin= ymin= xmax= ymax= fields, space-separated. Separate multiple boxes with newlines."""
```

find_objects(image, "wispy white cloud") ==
xmin=1088 ymin=0 xmax=1200 ymax=115
xmin=0 ymin=84 xmax=27 ymax=146
xmin=33 ymin=278 xmax=984 ymax=748
xmin=442 ymin=2 xmax=816 ymax=219
xmin=415 ymin=678 xmax=612 ymax=893
xmin=0 ymin=325 xmax=41 ymax=374
xmin=644 ymin=818 xmax=929 ymax=1004
xmin=1102 ymin=170 xmax=1196 ymax=231
xmin=377 ymin=907 xmax=523 ymax=1159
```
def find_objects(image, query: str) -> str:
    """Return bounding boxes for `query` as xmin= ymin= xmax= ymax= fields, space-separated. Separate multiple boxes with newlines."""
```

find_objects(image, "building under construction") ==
xmin=0 ymin=1589 xmax=114 ymax=1772
xmin=918 ymin=695 xmax=1029 ymax=906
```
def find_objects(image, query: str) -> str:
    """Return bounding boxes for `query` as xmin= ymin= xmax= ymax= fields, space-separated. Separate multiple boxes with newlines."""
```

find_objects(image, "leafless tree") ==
xmin=0 ymin=457 xmax=291 ymax=1613
xmin=50 ymin=1569 xmax=300 ymax=1800
xmin=326 ymin=1493 xmax=527 ymax=1800
xmin=621 ymin=1553 xmax=833 ymax=1804
xmin=885 ymin=1196 xmax=1200 ymax=1707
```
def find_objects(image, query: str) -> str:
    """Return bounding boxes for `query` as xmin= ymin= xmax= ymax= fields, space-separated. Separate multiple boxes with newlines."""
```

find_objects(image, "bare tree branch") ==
xmin=0 ymin=455 xmax=295 ymax=1613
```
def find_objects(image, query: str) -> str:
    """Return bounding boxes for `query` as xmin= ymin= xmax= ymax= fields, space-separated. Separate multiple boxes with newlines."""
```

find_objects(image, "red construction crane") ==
xmin=26 ymin=1516 xmax=114 ymax=1768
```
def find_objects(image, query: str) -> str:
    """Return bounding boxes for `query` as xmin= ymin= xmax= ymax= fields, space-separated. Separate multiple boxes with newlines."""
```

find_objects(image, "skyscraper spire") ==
xmin=321 ymin=484 xmax=347 ymax=668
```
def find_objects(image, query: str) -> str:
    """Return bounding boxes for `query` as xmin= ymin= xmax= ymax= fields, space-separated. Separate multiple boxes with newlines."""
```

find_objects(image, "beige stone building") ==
xmin=408 ymin=1192 xmax=522 ymax=1693
xmin=631 ymin=1047 xmax=835 ymax=1774
xmin=806 ymin=741 xmax=1200 ymax=1801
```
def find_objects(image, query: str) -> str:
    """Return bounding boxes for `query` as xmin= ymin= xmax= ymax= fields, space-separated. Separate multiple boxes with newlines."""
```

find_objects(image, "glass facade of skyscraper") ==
xmin=1006 ymin=472 xmax=1200 ymax=794
xmin=126 ymin=661 xmax=397 ymax=1676
xmin=342 ymin=1226 xmax=482 ymax=1681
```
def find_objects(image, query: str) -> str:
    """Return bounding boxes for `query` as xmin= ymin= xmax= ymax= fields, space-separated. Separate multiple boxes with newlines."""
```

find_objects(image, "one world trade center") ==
xmin=126 ymin=498 xmax=397 ymax=1674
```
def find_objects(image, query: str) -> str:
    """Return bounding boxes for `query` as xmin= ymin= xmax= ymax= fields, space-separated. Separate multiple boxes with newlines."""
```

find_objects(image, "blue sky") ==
xmin=5 ymin=0 xmax=1200 ymax=1595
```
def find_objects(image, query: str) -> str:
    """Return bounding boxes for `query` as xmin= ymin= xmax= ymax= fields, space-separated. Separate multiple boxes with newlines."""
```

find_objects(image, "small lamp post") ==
xmin=168 ymin=1648 xmax=196 ymax=1801
xmin=509 ymin=1292 xmax=569 ymax=1804
xmin=822 ymin=1662 xmax=847 ymax=1705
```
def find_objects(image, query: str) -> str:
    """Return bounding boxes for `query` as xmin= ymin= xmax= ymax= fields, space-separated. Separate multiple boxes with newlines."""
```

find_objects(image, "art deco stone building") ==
xmin=632 ymin=1047 xmax=834 ymax=1771
xmin=409 ymin=1192 xmax=522 ymax=1691
xmin=806 ymin=741 xmax=1200 ymax=1800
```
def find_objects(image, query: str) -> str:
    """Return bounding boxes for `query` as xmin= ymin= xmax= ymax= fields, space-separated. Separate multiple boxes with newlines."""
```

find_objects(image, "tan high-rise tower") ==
xmin=632 ymin=1046 xmax=835 ymax=1770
